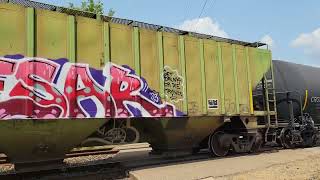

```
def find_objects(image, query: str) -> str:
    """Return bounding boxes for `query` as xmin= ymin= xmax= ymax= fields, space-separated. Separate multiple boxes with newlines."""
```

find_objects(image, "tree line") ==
xmin=69 ymin=0 xmax=115 ymax=16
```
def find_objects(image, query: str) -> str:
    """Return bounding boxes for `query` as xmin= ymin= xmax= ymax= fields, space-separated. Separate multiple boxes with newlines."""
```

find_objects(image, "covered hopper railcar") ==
xmin=0 ymin=0 xmax=277 ymax=167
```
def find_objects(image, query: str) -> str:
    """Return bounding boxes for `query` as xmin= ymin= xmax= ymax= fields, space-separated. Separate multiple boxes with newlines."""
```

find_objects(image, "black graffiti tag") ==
xmin=163 ymin=66 xmax=184 ymax=102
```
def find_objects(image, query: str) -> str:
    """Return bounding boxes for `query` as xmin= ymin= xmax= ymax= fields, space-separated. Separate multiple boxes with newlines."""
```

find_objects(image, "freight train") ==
xmin=0 ymin=0 xmax=319 ymax=169
xmin=272 ymin=60 xmax=320 ymax=148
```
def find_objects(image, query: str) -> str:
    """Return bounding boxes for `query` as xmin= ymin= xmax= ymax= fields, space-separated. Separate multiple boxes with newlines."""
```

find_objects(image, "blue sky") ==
xmin=34 ymin=0 xmax=320 ymax=66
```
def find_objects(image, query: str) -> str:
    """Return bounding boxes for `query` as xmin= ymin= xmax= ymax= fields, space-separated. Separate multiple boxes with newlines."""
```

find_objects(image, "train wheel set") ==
xmin=0 ymin=0 xmax=320 ymax=171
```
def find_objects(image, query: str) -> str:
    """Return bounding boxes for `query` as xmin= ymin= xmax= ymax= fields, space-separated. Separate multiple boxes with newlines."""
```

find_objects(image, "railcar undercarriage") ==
xmin=278 ymin=113 xmax=319 ymax=148
xmin=81 ymin=119 xmax=141 ymax=146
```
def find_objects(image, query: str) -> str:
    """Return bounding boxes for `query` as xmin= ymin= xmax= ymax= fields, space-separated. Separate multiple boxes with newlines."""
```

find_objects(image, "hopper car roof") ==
xmin=3 ymin=0 xmax=266 ymax=48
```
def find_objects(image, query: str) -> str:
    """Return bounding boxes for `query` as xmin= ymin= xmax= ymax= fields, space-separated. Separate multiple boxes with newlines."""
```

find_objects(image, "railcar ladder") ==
xmin=263 ymin=66 xmax=278 ymax=142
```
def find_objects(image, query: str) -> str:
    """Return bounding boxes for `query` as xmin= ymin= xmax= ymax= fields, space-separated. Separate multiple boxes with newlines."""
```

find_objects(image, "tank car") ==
xmin=272 ymin=60 xmax=320 ymax=148
xmin=0 ymin=0 xmax=278 ymax=168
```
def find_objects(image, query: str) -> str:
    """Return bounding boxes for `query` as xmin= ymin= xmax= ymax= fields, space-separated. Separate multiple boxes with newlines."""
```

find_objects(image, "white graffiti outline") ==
xmin=110 ymin=63 xmax=178 ymax=117
xmin=0 ymin=56 xmax=180 ymax=119
xmin=0 ymin=57 xmax=68 ymax=118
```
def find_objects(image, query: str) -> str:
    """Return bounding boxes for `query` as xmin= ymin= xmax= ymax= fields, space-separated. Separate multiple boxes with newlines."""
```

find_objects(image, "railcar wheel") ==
xmin=250 ymin=132 xmax=263 ymax=153
xmin=104 ymin=128 xmax=126 ymax=144
xmin=124 ymin=126 xmax=140 ymax=143
xmin=209 ymin=131 xmax=230 ymax=157
xmin=301 ymin=124 xmax=316 ymax=147
xmin=280 ymin=128 xmax=295 ymax=149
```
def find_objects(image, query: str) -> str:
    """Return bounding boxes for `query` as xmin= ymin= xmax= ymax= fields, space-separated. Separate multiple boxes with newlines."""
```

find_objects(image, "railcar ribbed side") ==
xmin=0 ymin=1 xmax=273 ymax=166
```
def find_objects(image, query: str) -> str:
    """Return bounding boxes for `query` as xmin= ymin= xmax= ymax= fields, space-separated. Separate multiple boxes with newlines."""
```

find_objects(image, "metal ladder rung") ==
xmin=268 ymin=111 xmax=277 ymax=115
xmin=257 ymin=125 xmax=277 ymax=129
xmin=263 ymin=74 xmax=278 ymax=143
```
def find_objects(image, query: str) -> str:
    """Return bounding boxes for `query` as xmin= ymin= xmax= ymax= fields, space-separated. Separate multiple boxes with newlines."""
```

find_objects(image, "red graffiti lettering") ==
xmin=0 ymin=56 xmax=183 ymax=120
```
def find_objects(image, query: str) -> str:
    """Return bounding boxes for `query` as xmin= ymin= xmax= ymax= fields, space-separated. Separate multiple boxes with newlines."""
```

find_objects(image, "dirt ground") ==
xmin=129 ymin=147 xmax=320 ymax=180
xmin=215 ymin=153 xmax=320 ymax=180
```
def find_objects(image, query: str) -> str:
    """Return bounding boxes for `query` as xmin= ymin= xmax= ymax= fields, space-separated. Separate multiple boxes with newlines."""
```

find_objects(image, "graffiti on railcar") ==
xmin=163 ymin=66 xmax=184 ymax=103
xmin=0 ymin=55 xmax=184 ymax=119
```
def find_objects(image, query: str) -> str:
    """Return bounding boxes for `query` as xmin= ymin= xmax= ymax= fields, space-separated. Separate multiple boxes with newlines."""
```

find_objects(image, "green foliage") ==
xmin=69 ymin=0 xmax=115 ymax=16
xmin=107 ymin=8 xmax=115 ymax=17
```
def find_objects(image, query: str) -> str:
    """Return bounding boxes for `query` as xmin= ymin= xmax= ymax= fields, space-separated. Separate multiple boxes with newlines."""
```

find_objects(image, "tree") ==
xmin=69 ymin=0 xmax=115 ymax=16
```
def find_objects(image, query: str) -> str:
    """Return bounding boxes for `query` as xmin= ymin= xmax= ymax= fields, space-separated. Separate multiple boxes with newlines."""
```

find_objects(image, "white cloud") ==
xmin=291 ymin=28 xmax=320 ymax=58
xmin=177 ymin=17 xmax=228 ymax=38
xmin=260 ymin=35 xmax=274 ymax=49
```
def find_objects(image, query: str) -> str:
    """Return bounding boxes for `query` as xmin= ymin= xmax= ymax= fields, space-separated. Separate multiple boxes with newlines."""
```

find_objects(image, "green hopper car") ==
xmin=0 ymin=0 xmax=279 ymax=168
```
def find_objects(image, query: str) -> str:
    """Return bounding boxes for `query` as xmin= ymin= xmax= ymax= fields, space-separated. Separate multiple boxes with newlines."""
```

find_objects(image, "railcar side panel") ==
xmin=0 ymin=4 xmax=26 ymax=56
xmin=139 ymin=29 xmax=163 ymax=117
xmin=185 ymin=36 xmax=203 ymax=116
xmin=204 ymin=40 xmax=221 ymax=115
xmin=110 ymin=23 xmax=134 ymax=68
xmin=235 ymin=45 xmax=250 ymax=114
xmin=140 ymin=29 xmax=160 ymax=94
xmin=36 ymin=9 xmax=68 ymax=59
xmin=77 ymin=16 xmax=104 ymax=69
xmin=221 ymin=43 xmax=237 ymax=115
xmin=162 ymin=32 xmax=185 ymax=114
xmin=249 ymin=48 xmax=271 ymax=88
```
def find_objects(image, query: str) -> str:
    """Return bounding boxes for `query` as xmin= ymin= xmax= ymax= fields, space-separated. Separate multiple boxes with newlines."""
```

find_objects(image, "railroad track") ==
xmin=0 ymin=144 xmax=284 ymax=180
xmin=0 ymin=143 xmax=150 ymax=165
xmin=0 ymin=148 xmax=118 ymax=165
